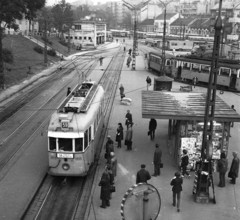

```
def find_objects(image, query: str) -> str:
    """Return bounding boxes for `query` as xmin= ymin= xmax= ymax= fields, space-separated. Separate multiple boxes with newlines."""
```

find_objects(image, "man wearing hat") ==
xmin=105 ymin=135 xmax=114 ymax=163
xmin=152 ymin=144 xmax=162 ymax=176
xmin=170 ymin=172 xmax=183 ymax=212
xmin=136 ymin=164 xmax=151 ymax=184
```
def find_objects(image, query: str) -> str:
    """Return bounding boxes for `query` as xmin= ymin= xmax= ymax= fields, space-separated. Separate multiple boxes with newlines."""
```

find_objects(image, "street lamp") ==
xmin=157 ymin=0 xmax=178 ymax=76
xmin=122 ymin=0 xmax=151 ymax=70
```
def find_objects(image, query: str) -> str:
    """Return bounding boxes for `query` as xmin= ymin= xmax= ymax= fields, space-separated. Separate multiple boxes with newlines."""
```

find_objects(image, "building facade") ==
xmin=64 ymin=20 xmax=106 ymax=47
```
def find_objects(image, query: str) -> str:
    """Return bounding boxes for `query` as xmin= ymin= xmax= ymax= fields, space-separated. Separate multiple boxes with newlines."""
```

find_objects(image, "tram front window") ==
xmin=58 ymin=138 xmax=73 ymax=151
xmin=75 ymin=138 xmax=83 ymax=152
xmin=49 ymin=137 xmax=56 ymax=151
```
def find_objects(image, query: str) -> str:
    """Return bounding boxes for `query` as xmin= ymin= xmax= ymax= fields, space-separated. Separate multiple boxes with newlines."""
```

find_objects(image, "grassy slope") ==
xmin=2 ymin=35 xmax=78 ymax=88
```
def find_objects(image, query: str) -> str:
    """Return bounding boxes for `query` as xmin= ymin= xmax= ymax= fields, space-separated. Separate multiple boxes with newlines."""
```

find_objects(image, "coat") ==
xmin=99 ymin=172 xmax=111 ymax=200
xmin=116 ymin=126 xmax=124 ymax=142
xmin=170 ymin=177 xmax=183 ymax=193
xmin=181 ymin=154 xmax=189 ymax=167
xmin=125 ymin=112 xmax=133 ymax=125
xmin=106 ymin=139 xmax=114 ymax=154
xmin=125 ymin=127 xmax=133 ymax=142
xmin=149 ymin=119 xmax=157 ymax=131
xmin=218 ymin=158 xmax=228 ymax=173
xmin=136 ymin=169 xmax=151 ymax=184
xmin=229 ymin=156 xmax=240 ymax=178
xmin=110 ymin=156 xmax=117 ymax=177
xmin=153 ymin=148 xmax=162 ymax=165
xmin=119 ymin=86 xmax=124 ymax=95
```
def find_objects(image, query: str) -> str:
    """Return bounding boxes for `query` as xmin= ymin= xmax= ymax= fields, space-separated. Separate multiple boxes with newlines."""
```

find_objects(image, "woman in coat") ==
xmin=217 ymin=152 xmax=228 ymax=187
xmin=125 ymin=123 xmax=133 ymax=151
xmin=228 ymin=151 xmax=240 ymax=184
xmin=116 ymin=123 xmax=124 ymax=148
xmin=99 ymin=171 xmax=111 ymax=208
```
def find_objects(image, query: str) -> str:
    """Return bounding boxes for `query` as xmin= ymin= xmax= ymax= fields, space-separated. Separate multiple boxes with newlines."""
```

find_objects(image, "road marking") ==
xmin=118 ymin=163 xmax=129 ymax=175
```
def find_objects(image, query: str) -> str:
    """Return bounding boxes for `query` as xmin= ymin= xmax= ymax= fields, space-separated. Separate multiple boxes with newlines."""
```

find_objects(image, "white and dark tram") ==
xmin=48 ymin=81 xmax=104 ymax=176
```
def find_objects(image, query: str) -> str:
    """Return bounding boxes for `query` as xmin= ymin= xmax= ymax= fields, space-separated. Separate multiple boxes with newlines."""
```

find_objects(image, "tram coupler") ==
xmin=62 ymin=178 xmax=67 ymax=186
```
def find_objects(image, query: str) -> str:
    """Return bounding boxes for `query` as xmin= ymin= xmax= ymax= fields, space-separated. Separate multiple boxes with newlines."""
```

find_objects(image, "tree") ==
xmin=51 ymin=0 xmax=74 ymax=38
xmin=0 ymin=0 xmax=45 ymax=89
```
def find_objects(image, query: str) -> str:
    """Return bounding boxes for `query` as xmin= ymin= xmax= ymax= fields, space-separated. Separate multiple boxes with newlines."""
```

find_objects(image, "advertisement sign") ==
xmin=229 ymin=17 xmax=240 ymax=23
xmin=227 ymin=35 xmax=239 ymax=40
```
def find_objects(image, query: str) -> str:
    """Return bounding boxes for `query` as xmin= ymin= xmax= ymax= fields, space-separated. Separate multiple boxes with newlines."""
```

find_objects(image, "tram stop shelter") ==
xmin=142 ymin=91 xmax=240 ymax=168
xmin=154 ymin=76 xmax=173 ymax=91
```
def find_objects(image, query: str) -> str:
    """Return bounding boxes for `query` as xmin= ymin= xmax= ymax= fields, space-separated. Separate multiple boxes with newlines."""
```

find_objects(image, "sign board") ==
xmin=227 ymin=35 xmax=239 ymax=40
xmin=229 ymin=17 xmax=240 ymax=23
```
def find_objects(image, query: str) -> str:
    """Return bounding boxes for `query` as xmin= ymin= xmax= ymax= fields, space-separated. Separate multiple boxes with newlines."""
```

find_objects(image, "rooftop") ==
xmin=140 ymin=19 xmax=154 ymax=25
xmin=155 ymin=13 xmax=178 ymax=20
xmin=171 ymin=17 xmax=195 ymax=26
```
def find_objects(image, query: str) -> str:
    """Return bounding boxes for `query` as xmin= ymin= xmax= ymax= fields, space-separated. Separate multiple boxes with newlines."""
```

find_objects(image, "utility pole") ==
xmin=44 ymin=19 xmax=48 ymax=65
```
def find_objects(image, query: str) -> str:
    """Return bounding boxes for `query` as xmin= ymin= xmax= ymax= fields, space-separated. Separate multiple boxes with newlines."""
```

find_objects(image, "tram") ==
xmin=48 ymin=81 xmax=105 ymax=176
xmin=173 ymin=55 xmax=240 ymax=91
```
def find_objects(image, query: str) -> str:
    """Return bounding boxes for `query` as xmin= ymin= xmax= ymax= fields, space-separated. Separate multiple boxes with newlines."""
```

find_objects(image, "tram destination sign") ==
xmin=227 ymin=35 xmax=239 ymax=40
xmin=57 ymin=153 xmax=74 ymax=159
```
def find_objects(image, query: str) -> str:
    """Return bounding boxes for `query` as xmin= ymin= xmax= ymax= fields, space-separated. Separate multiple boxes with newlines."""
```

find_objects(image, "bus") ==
xmin=110 ymin=29 xmax=130 ymax=37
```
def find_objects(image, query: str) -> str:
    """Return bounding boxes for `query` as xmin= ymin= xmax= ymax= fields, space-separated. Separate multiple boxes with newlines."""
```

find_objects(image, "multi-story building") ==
xmin=106 ymin=1 xmax=129 ymax=26
xmin=175 ymin=0 xmax=216 ymax=16
xmin=138 ymin=2 xmax=163 ymax=23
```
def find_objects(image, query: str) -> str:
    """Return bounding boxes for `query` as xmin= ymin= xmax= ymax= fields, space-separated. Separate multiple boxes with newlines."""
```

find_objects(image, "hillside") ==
xmin=2 ymin=35 xmax=61 ymax=88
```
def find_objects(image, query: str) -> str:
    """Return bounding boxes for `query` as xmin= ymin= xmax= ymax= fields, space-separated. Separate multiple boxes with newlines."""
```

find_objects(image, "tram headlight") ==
xmin=62 ymin=163 xmax=70 ymax=171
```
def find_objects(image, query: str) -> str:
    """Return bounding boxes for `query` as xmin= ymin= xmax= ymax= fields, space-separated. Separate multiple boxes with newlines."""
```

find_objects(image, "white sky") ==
xmin=45 ymin=0 xmax=117 ymax=6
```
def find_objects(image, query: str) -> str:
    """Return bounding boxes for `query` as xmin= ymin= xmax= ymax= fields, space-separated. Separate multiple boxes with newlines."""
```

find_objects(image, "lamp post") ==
xmin=122 ymin=0 xmax=151 ymax=70
xmin=158 ymin=0 xmax=178 ymax=76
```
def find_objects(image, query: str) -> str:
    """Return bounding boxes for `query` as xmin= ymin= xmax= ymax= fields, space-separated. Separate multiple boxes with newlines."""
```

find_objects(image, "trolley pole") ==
xmin=44 ymin=19 xmax=48 ymax=65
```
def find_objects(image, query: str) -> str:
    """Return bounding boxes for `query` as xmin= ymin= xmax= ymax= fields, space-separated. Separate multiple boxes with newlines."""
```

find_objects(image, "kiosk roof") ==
xmin=142 ymin=91 xmax=240 ymax=122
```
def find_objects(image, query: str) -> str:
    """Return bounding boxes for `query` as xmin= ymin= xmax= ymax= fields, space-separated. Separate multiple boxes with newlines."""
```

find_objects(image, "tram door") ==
xmin=229 ymin=73 xmax=237 ymax=89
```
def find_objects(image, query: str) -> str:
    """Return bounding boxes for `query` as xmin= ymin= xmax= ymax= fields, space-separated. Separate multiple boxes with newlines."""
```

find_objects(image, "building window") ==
xmin=84 ymin=37 xmax=86 ymax=40
xmin=75 ymin=36 xmax=77 ymax=39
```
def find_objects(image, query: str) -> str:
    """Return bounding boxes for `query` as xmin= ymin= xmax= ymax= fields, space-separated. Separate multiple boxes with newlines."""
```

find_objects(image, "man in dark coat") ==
xmin=181 ymin=149 xmax=190 ymax=178
xmin=217 ymin=152 xmax=228 ymax=187
xmin=66 ymin=87 xmax=71 ymax=96
xmin=170 ymin=171 xmax=183 ymax=212
xmin=125 ymin=110 xmax=133 ymax=127
xmin=149 ymin=118 xmax=157 ymax=140
xmin=99 ymin=171 xmax=111 ymax=208
xmin=119 ymin=84 xmax=125 ymax=101
xmin=229 ymin=151 xmax=240 ymax=184
xmin=136 ymin=164 xmax=151 ymax=184
xmin=152 ymin=144 xmax=162 ymax=176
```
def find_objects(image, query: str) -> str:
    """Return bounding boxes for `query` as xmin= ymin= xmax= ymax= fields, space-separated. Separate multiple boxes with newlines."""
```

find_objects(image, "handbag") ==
xmin=110 ymin=185 xmax=116 ymax=193
xmin=160 ymin=163 xmax=163 ymax=168
xmin=148 ymin=131 xmax=150 ymax=136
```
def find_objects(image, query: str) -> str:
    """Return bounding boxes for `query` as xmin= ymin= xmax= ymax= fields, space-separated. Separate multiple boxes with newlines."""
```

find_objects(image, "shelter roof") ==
xmin=142 ymin=91 xmax=240 ymax=122
xmin=140 ymin=19 xmax=154 ymax=25
xmin=155 ymin=76 xmax=174 ymax=82
xmin=155 ymin=13 xmax=178 ymax=20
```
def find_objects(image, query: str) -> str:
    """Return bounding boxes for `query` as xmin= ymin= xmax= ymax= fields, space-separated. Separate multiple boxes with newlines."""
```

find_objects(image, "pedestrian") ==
xmin=119 ymin=84 xmax=125 ymax=101
xmin=146 ymin=76 xmax=151 ymax=90
xmin=231 ymin=105 xmax=236 ymax=127
xmin=228 ymin=151 xmax=240 ymax=184
xmin=180 ymin=149 xmax=190 ymax=178
xmin=170 ymin=171 xmax=183 ymax=212
xmin=126 ymin=55 xmax=132 ymax=67
xmin=152 ymin=144 xmax=162 ymax=176
xmin=125 ymin=110 xmax=133 ymax=127
xmin=109 ymin=152 xmax=117 ymax=177
xmin=193 ymin=77 xmax=198 ymax=88
xmin=125 ymin=123 xmax=133 ymax=151
xmin=124 ymin=46 xmax=126 ymax=52
xmin=66 ymin=87 xmax=71 ymax=96
xmin=128 ymin=48 xmax=132 ymax=56
xmin=136 ymin=164 xmax=151 ymax=184
xmin=149 ymin=118 xmax=157 ymax=140
xmin=99 ymin=56 xmax=103 ymax=66
xmin=217 ymin=152 xmax=228 ymax=187
xmin=105 ymin=135 xmax=114 ymax=164
xmin=115 ymin=123 xmax=124 ymax=148
xmin=99 ymin=171 xmax=111 ymax=208
xmin=106 ymin=164 xmax=114 ymax=185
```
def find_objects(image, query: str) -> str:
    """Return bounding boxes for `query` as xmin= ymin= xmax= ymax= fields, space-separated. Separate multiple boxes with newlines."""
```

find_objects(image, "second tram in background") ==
xmin=48 ymin=81 xmax=105 ymax=176
xmin=148 ymin=52 xmax=240 ymax=91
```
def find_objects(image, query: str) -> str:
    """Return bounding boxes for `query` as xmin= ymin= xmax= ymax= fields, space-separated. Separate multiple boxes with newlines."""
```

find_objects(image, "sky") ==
xmin=45 ymin=0 xmax=116 ymax=6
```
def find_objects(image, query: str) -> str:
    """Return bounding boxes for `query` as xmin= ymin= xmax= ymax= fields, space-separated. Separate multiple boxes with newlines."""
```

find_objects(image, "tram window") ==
xmin=220 ymin=68 xmax=230 ymax=76
xmin=94 ymin=120 xmax=97 ymax=134
xmin=58 ymin=138 xmax=73 ymax=151
xmin=84 ymin=129 xmax=89 ymax=148
xmin=183 ymin=62 xmax=190 ymax=70
xmin=201 ymin=65 xmax=210 ymax=73
xmin=75 ymin=138 xmax=83 ymax=152
xmin=49 ymin=137 xmax=56 ymax=151
xmin=166 ymin=60 xmax=171 ymax=65
xmin=89 ymin=126 xmax=92 ymax=142
xmin=192 ymin=63 xmax=200 ymax=71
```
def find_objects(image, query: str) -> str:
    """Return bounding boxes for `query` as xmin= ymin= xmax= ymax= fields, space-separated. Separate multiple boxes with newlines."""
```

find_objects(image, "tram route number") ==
xmin=57 ymin=153 xmax=74 ymax=159
xmin=62 ymin=121 xmax=69 ymax=129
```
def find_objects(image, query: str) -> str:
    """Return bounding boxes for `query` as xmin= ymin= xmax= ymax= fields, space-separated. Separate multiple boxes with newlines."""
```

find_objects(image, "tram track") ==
xmin=21 ymin=49 xmax=126 ymax=220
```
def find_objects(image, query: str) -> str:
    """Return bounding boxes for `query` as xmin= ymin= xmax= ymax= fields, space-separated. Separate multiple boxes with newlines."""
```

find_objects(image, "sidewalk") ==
xmin=86 ymin=55 xmax=240 ymax=220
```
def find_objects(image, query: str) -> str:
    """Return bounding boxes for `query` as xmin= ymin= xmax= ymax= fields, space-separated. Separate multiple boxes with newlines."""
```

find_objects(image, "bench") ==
xmin=180 ymin=85 xmax=192 ymax=92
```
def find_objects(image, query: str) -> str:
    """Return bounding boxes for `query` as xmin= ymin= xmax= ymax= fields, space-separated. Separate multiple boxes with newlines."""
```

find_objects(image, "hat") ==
xmin=110 ymin=152 xmax=115 ymax=156
xmin=155 ymin=144 xmax=159 ymax=148
xmin=175 ymin=171 xmax=180 ymax=177
xmin=141 ymin=164 xmax=146 ymax=168
xmin=107 ymin=135 xmax=111 ymax=138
